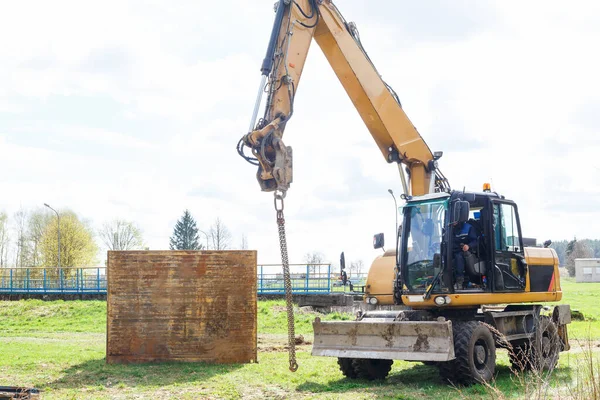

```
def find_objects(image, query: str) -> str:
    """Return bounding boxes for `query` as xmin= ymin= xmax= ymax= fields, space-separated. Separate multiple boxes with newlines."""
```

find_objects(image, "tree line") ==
xmin=550 ymin=238 xmax=600 ymax=277
xmin=168 ymin=209 xmax=242 ymax=251
xmin=0 ymin=207 xmax=245 ymax=270
xmin=0 ymin=208 xmax=98 ymax=271
xmin=6 ymin=205 xmax=592 ymax=275
xmin=304 ymin=251 xmax=365 ymax=277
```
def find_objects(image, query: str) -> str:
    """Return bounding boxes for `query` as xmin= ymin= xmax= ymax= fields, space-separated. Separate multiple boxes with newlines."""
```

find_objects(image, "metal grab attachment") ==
xmin=274 ymin=191 xmax=298 ymax=372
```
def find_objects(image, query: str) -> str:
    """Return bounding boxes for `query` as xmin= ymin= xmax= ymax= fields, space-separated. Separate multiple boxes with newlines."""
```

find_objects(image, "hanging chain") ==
xmin=274 ymin=191 xmax=298 ymax=372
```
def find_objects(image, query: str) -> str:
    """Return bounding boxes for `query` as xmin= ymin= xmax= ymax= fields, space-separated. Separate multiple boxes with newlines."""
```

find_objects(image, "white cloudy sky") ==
xmin=0 ymin=0 xmax=599 ymax=269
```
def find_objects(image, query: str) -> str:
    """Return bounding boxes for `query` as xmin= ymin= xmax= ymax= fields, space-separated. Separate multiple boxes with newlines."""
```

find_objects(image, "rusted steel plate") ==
xmin=0 ymin=387 xmax=40 ymax=399
xmin=312 ymin=318 xmax=454 ymax=362
xmin=107 ymin=250 xmax=257 ymax=364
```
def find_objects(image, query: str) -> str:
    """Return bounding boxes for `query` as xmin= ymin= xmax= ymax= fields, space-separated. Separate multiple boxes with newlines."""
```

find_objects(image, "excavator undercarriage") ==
xmin=314 ymin=305 xmax=571 ymax=384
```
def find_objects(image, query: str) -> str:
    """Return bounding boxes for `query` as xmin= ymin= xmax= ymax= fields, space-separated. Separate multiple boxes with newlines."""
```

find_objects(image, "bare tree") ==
xmin=566 ymin=238 xmax=593 ymax=277
xmin=28 ymin=209 xmax=51 ymax=267
xmin=209 ymin=217 xmax=232 ymax=250
xmin=0 ymin=212 xmax=9 ymax=268
xmin=239 ymin=234 xmax=249 ymax=250
xmin=99 ymin=219 xmax=144 ymax=251
xmin=304 ymin=251 xmax=324 ymax=274
xmin=349 ymin=259 xmax=365 ymax=278
xmin=13 ymin=208 xmax=29 ymax=268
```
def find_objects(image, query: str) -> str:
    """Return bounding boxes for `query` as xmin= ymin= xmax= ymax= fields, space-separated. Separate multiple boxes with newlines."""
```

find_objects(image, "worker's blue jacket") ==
xmin=453 ymin=222 xmax=478 ymax=252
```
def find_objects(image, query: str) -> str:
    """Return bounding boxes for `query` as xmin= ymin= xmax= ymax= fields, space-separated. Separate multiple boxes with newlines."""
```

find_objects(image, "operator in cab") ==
xmin=453 ymin=219 xmax=478 ymax=289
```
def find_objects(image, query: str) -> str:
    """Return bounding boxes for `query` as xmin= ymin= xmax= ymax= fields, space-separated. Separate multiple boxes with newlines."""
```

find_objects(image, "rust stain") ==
xmin=348 ymin=325 xmax=359 ymax=346
xmin=106 ymin=250 xmax=257 ymax=364
xmin=381 ymin=324 xmax=395 ymax=348
xmin=412 ymin=326 xmax=430 ymax=352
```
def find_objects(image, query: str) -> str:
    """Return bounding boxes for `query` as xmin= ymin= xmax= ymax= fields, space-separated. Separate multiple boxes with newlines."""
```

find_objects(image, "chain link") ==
xmin=274 ymin=192 xmax=298 ymax=372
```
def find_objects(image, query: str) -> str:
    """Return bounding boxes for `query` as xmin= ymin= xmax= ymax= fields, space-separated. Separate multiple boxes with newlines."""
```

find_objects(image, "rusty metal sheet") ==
xmin=0 ymin=387 xmax=40 ymax=399
xmin=312 ymin=318 xmax=455 ymax=362
xmin=107 ymin=250 xmax=257 ymax=364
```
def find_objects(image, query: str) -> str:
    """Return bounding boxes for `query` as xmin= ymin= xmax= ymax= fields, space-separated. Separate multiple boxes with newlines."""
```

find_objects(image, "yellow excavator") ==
xmin=237 ymin=0 xmax=570 ymax=384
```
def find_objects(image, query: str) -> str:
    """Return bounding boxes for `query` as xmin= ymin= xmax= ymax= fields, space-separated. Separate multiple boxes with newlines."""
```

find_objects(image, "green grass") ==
xmin=258 ymin=300 xmax=351 ymax=334
xmin=0 ymin=280 xmax=599 ymax=399
xmin=0 ymin=330 xmax=593 ymax=399
xmin=553 ymin=278 xmax=600 ymax=339
xmin=0 ymin=299 xmax=106 ymax=334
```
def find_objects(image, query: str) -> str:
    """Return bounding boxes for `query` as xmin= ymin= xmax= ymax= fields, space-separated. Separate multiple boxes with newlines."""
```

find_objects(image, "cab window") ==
xmin=499 ymin=203 xmax=521 ymax=252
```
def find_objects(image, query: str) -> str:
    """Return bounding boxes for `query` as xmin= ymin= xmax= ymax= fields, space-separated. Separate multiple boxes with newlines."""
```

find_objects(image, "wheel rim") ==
xmin=474 ymin=340 xmax=488 ymax=370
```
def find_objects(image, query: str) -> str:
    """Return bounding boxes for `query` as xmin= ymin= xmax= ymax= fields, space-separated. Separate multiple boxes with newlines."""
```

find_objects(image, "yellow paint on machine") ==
xmin=367 ymin=246 xmax=563 ymax=307
xmin=402 ymin=291 xmax=562 ymax=309
xmin=364 ymin=249 xmax=395 ymax=305
xmin=524 ymin=246 xmax=561 ymax=292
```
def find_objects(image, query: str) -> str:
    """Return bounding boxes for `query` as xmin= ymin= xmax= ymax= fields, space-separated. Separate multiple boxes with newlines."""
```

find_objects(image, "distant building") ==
xmin=575 ymin=258 xmax=600 ymax=283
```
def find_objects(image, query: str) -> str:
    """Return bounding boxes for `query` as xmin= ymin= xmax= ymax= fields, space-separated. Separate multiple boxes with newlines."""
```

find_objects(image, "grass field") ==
xmin=0 ymin=278 xmax=598 ymax=399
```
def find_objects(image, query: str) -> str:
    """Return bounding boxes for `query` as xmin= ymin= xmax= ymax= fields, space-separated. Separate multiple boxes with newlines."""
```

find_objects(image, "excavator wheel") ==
xmin=352 ymin=358 xmax=393 ymax=380
xmin=337 ymin=358 xmax=358 ymax=379
xmin=510 ymin=316 xmax=560 ymax=372
xmin=438 ymin=321 xmax=496 ymax=385
xmin=537 ymin=317 xmax=560 ymax=371
xmin=509 ymin=343 xmax=533 ymax=372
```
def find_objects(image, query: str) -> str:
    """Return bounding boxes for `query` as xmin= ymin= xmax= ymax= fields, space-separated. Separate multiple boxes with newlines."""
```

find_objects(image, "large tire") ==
xmin=439 ymin=321 xmax=496 ymax=385
xmin=438 ymin=360 xmax=454 ymax=381
xmin=509 ymin=343 xmax=533 ymax=372
xmin=510 ymin=316 xmax=560 ymax=372
xmin=352 ymin=358 xmax=393 ymax=380
xmin=538 ymin=317 xmax=560 ymax=371
xmin=337 ymin=358 xmax=358 ymax=379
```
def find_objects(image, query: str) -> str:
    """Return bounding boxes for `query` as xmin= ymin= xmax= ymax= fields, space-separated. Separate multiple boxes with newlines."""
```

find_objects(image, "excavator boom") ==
xmin=238 ymin=0 xmax=449 ymax=197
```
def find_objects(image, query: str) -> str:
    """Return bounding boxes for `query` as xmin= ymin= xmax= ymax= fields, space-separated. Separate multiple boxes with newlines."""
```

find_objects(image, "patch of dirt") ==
xmin=270 ymin=304 xmax=323 ymax=316
xmin=564 ymin=339 xmax=600 ymax=354
xmin=240 ymin=384 xmax=290 ymax=400
xmin=295 ymin=335 xmax=309 ymax=345
xmin=258 ymin=334 xmax=312 ymax=353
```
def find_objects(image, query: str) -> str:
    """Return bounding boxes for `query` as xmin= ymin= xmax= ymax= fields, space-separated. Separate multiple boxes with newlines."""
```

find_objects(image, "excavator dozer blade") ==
xmin=312 ymin=318 xmax=455 ymax=362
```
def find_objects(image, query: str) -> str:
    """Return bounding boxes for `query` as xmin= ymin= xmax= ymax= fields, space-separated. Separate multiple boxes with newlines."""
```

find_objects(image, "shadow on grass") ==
xmin=297 ymin=362 xmax=576 ymax=397
xmin=44 ymin=358 xmax=244 ymax=390
xmin=297 ymin=363 xmax=446 ymax=395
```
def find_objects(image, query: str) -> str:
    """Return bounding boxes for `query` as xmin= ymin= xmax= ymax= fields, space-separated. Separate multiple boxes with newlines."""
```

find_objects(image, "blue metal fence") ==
xmin=0 ymin=267 xmax=106 ymax=294
xmin=257 ymin=263 xmax=333 ymax=295
xmin=0 ymin=264 xmax=365 ymax=296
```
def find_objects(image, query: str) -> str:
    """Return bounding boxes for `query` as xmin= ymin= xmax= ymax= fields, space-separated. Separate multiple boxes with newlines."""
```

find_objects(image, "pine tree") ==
xmin=169 ymin=210 xmax=202 ymax=250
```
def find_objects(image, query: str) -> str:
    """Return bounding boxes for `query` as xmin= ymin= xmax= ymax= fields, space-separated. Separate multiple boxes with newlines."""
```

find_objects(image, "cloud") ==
xmin=79 ymin=47 xmax=132 ymax=75
xmin=0 ymin=0 xmax=599 ymax=269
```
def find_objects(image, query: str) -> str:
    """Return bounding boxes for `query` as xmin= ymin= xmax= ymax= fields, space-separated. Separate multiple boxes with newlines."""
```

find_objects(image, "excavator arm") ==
xmin=238 ymin=0 xmax=449 ymax=197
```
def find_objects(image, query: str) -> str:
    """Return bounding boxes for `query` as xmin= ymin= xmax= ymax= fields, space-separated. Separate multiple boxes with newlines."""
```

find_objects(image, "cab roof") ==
xmin=406 ymin=190 xmax=505 ymax=204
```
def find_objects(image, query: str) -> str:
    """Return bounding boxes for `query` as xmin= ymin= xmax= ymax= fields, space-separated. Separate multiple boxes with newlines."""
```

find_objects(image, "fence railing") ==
xmin=258 ymin=263 xmax=333 ymax=295
xmin=0 ymin=267 xmax=106 ymax=294
xmin=0 ymin=265 xmax=367 ymax=296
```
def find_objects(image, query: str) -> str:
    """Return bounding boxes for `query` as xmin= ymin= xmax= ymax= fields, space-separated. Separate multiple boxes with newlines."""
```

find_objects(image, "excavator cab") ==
xmin=397 ymin=190 xmax=533 ymax=304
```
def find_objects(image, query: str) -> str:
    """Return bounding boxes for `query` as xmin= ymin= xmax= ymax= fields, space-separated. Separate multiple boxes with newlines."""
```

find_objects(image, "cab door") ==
xmin=491 ymin=201 xmax=526 ymax=291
